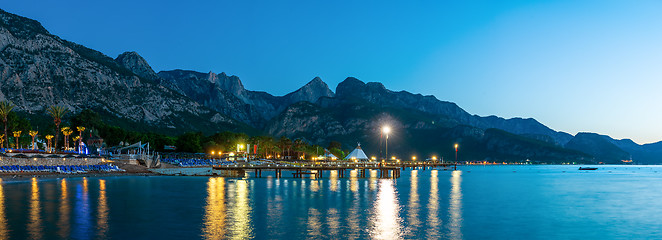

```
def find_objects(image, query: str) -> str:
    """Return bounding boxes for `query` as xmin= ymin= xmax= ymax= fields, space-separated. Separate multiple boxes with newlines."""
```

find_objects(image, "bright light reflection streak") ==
xmin=408 ymin=170 xmax=421 ymax=232
xmin=350 ymin=170 xmax=358 ymax=192
xmin=229 ymin=180 xmax=253 ymax=240
xmin=370 ymin=180 xmax=403 ymax=240
xmin=370 ymin=170 xmax=378 ymax=191
xmin=28 ymin=177 xmax=42 ymax=240
xmin=329 ymin=171 xmax=339 ymax=192
xmin=267 ymin=178 xmax=283 ymax=236
xmin=447 ymin=170 xmax=463 ymax=239
xmin=326 ymin=208 xmax=340 ymax=237
xmin=0 ymin=179 xmax=7 ymax=239
xmin=307 ymin=208 xmax=322 ymax=238
xmin=72 ymin=177 xmax=90 ymax=239
xmin=97 ymin=179 xmax=109 ymax=238
xmin=370 ymin=169 xmax=378 ymax=178
xmin=347 ymin=181 xmax=360 ymax=239
xmin=427 ymin=170 xmax=440 ymax=239
xmin=311 ymin=180 xmax=320 ymax=193
xmin=58 ymin=179 xmax=70 ymax=238
xmin=203 ymin=177 xmax=226 ymax=239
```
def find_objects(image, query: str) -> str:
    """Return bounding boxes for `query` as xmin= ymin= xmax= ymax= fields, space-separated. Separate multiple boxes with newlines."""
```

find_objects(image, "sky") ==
xmin=4 ymin=0 xmax=662 ymax=144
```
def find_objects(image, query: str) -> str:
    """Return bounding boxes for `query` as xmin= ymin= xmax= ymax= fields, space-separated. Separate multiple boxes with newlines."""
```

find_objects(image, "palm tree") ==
xmin=45 ymin=135 xmax=54 ymax=152
xmin=72 ymin=136 xmax=80 ymax=152
xmin=47 ymin=106 xmax=68 ymax=152
xmin=61 ymin=127 xmax=73 ymax=151
xmin=293 ymin=138 xmax=305 ymax=159
xmin=0 ymin=101 xmax=14 ymax=149
xmin=29 ymin=130 xmax=38 ymax=150
xmin=12 ymin=131 xmax=21 ymax=149
xmin=76 ymin=126 xmax=85 ymax=152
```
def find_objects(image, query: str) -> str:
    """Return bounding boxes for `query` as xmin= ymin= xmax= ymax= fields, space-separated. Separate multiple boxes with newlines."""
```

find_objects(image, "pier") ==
xmin=212 ymin=161 xmax=457 ymax=179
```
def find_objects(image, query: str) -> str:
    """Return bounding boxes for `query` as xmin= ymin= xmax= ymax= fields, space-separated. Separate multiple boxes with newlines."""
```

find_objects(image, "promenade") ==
xmin=213 ymin=161 xmax=457 ymax=178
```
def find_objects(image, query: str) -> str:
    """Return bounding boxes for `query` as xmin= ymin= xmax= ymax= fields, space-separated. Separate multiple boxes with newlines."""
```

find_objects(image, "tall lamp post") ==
xmin=454 ymin=143 xmax=459 ymax=162
xmin=382 ymin=126 xmax=391 ymax=161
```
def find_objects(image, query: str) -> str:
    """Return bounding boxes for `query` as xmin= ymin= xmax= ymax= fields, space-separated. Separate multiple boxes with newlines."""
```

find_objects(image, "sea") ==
xmin=0 ymin=165 xmax=661 ymax=240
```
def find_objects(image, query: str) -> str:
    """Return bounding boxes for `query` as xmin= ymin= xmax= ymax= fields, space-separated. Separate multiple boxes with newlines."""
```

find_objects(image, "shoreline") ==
xmin=0 ymin=162 xmax=159 ymax=183
xmin=0 ymin=171 xmax=158 ymax=183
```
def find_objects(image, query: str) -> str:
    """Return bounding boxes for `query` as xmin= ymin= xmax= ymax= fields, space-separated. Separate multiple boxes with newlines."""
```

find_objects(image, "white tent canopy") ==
xmin=318 ymin=148 xmax=339 ymax=160
xmin=344 ymin=143 xmax=369 ymax=161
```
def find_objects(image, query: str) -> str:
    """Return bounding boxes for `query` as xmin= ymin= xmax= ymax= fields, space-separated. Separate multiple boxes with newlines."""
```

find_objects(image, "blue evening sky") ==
xmin=4 ymin=0 xmax=662 ymax=143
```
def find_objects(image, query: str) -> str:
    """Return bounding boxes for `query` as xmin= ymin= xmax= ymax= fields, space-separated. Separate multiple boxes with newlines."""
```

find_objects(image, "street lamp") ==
xmin=454 ymin=143 xmax=459 ymax=162
xmin=382 ymin=126 xmax=391 ymax=161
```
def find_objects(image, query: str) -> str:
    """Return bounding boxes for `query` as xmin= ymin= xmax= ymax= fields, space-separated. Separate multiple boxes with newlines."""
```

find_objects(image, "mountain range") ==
xmin=1 ymin=8 xmax=660 ymax=163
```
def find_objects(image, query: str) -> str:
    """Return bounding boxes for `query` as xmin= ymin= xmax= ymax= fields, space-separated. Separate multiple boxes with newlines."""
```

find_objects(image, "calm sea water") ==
xmin=1 ymin=165 xmax=661 ymax=240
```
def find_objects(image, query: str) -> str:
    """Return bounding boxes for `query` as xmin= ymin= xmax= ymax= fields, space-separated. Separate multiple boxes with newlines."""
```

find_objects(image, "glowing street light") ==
xmin=454 ymin=143 xmax=459 ymax=162
xmin=412 ymin=156 xmax=416 ymax=161
xmin=382 ymin=126 xmax=391 ymax=161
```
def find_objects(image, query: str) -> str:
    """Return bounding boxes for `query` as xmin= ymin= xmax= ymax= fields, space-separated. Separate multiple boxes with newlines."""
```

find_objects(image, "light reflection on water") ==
xmin=307 ymin=208 xmax=322 ymax=238
xmin=58 ymin=179 xmax=69 ymax=239
xmin=427 ymin=170 xmax=441 ymax=239
xmin=28 ymin=178 xmax=42 ymax=240
xmin=72 ymin=177 xmax=91 ymax=239
xmin=347 ymin=175 xmax=361 ymax=240
xmin=448 ymin=170 xmax=463 ymax=239
xmin=3 ymin=166 xmax=662 ymax=239
xmin=370 ymin=180 xmax=404 ymax=240
xmin=326 ymin=208 xmax=340 ymax=237
xmin=349 ymin=170 xmax=358 ymax=192
xmin=0 ymin=179 xmax=7 ymax=239
xmin=228 ymin=179 xmax=253 ymax=240
xmin=329 ymin=170 xmax=339 ymax=192
xmin=97 ymin=179 xmax=109 ymax=239
xmin=203 ymin=177 xmax=226 ymax=239
xmin=407 ymin=170 xmax=420 ymax=232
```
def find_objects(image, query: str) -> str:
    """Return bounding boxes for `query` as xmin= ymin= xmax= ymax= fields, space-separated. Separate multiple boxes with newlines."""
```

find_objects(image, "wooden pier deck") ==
xmin=212 ymin=161 xmax=457 ymax=178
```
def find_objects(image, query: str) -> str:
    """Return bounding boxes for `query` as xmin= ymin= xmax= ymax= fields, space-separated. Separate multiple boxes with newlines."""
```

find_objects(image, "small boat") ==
xmin=578 ymin=167 xmax=598 ymax=170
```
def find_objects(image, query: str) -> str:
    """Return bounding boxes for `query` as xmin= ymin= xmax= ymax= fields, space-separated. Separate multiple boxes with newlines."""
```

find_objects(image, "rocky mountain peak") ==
xmin=335 ymin=77 xmax=366 ymax=98
xmin=0 ymin=8 xmax=49 ymax=39
xmin=284 ymin=77 xmax=335 ymax=104
xmin=218 ymin=74 xmax=246 ymax=96
xmin=115 ymin=51 xmax=159 ymax=81
xmin=309 ymin=76 xmax=323 ymax=84
xmin=365 ymin=82 xmax=387 ymax=91
xmin=302 ymin=77 xmax=332 ymax=93
xmin=206 ymin=71 xmax=218 ymax=83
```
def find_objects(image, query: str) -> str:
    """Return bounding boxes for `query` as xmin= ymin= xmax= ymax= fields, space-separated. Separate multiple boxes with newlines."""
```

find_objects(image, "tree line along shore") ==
xmin=0 ymin=101 xmax=347 ymax=161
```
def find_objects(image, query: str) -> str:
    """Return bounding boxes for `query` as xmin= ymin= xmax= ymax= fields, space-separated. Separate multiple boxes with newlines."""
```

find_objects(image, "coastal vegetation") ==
xmin=0 ymin=101 xmax=14 ymax=148
xmin=0 ymin=105 xmax=344 ymax=160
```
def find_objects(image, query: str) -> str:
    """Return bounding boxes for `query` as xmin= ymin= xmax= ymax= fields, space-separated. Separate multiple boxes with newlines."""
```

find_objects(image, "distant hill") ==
xmin=2 ymin=8 xmax=661 ymax=163
xmin=565 ymin=133 xmax=629 ymax=164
